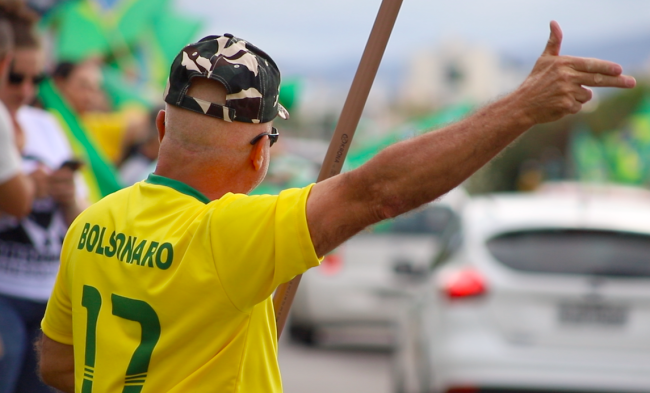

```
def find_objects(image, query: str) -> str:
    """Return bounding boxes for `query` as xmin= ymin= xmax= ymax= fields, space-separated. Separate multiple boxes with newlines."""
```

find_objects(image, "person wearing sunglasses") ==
xmin=0 ymin=13 xmax=45 ymax=152
xmin=40 ymin=26 xmax=635 ymax=393
xmin=0 ymin=10 xmax=37 ymax=221
xmin=7 ymin=69 xmax=46 ymax=86
xmin=0 ymin=4 xmax=88 ymax=393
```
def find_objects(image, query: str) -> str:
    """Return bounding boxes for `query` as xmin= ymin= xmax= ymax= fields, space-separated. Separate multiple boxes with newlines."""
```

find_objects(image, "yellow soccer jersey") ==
xmin=42 ymin=174 xmax=321 ymax=393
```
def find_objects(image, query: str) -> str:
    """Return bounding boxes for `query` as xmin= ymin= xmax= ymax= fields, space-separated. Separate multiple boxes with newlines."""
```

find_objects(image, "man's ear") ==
xmin=155 ymin=110 xmax=166 ymax=142
xmin=249 ymin=139 xmax=265 ymax=171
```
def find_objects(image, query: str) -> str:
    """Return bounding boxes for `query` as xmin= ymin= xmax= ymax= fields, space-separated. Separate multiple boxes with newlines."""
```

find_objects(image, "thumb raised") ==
xmin=542 ymin=20 xmax=563 ymax=56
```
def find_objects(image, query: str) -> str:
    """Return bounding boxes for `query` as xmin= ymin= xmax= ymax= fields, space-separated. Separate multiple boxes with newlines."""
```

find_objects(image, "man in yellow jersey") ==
xmin=38 ymin=23 xmax=636 ymax=393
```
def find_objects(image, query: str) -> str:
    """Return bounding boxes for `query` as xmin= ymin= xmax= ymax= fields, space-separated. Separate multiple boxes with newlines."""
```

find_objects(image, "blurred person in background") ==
xmin=52 ymin=60 xmax=109 ymax=113
xmin=0 ymin=1 xmax=34 ymax=365
xmin=53 ymin=60 xmax=148 ymax=165
xmin=0 ymin=2 xmax=87 ymax=392
xmin=0 ymin=4 xmax=37 ymax=220
xmin=119 ymin=106 xmax=160 ymax=186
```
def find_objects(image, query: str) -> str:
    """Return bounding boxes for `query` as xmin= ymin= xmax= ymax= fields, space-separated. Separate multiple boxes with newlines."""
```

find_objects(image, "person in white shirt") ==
xmin=0 ymin=10 xmax=37 ymax=220
xmin=0 ymin=4 xmax=87 ymax=393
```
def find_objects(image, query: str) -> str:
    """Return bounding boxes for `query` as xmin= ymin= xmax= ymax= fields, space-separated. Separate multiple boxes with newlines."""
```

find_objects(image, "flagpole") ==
xmin=273 ymin=0 xmax=404 ymax=339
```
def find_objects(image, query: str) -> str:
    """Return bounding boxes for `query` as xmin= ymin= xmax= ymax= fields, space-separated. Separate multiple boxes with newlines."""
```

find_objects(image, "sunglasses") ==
xmin=8 ymin=71 xmax=47 ymax=86
xmin=249 ymin=127 xmax=279 ymax=147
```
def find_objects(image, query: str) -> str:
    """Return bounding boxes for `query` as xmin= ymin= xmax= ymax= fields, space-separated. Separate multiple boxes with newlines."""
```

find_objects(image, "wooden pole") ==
xmin=273 ymin=0 xmax=404 ymax=339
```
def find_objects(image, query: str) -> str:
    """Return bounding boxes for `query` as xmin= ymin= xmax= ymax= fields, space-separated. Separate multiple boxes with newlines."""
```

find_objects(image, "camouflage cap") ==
xmin=163 ymin=34 xmax=289 ymax=124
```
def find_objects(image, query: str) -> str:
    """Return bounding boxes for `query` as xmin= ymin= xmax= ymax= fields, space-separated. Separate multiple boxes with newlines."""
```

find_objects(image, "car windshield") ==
xmin=366 ymin=205 xmax=454 ymax=235
xmin=487 ymin=229 xmax=650 ymax=277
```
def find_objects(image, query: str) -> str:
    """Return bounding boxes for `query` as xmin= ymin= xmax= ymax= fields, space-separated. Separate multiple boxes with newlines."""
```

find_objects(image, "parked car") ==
xmin=288 ymin=189 xmax=468 ymax=347
xmin=392 ymin=183 xmax=650 ymax=393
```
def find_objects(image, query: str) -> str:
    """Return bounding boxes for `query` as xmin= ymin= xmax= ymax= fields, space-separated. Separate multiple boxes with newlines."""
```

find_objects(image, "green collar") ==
xmin=145 ymin=174 xmax=210 ymax=204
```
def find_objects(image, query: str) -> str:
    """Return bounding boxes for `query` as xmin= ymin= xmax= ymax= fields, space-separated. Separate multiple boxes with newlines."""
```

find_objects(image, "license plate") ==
xmin=558 ymin=302 xmax=628 ymax=326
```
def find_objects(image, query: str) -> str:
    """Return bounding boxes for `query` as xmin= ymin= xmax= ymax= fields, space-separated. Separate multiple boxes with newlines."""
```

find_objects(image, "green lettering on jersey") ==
xmin=120 ymin=236 xmax=136 ymax=263
xmin=142 ymin=242 xmax=158 ymax=268
xmin=95 ymin=227 xmax=106 ymax=255
xmin=77 ymin=223 xmax=175 ymax=272
xmin=155 ymin=243 xmax=173 ymax=270
xmin=81 ymin=285 xmax=101 ymax=393
xmin=115 ymin=233 xmax=127 ymax=259
xmin=132 ymin=240 xmax=147 ymax=265
xmin=86 ymin=225 xmax=100 ymax=253
xmin=112 ymin=294 xmax=160 ymax=391
xmin=104 ymin=231 xmax=117 ymax=257
xmin=78 ymin=223 xmax=90 ymax=250
xmin=82 ymin=286 xmax=161 ymax=392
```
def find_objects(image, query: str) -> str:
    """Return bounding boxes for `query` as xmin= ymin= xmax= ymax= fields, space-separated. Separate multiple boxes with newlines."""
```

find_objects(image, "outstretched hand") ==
xmin=517 ymin=21 xmax=636 ymax=125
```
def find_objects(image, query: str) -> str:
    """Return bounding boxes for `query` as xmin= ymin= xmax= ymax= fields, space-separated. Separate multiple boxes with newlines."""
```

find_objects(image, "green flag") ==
xmin=42 ymin=0 xmax=202 ymax=107
xmin=39 ymin=79 xmax=124 ymax=201
xmin=568 ymin=127 xmax=608 ymax=183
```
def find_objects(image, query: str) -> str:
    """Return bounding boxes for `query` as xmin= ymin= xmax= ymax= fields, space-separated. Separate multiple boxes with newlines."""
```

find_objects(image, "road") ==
xmin=279 ymin=337 xmax=393 ymax=393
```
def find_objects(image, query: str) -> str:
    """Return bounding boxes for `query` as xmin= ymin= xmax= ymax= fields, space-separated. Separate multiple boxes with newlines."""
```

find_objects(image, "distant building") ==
xmin=398 ymin=37 xmax=526 ymax=113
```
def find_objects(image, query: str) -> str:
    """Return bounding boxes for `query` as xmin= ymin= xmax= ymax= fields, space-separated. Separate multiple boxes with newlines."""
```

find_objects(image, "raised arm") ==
xmin=306 ymin=21 xmax=636 ymax=257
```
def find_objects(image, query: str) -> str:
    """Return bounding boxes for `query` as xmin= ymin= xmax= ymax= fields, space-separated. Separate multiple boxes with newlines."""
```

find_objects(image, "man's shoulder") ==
xmin=216 ymin=186 xmax=313 ymax=204
xmin=76 ymin=186 xmax=134 ymax=220
xmin=206 ymin=186 xmax=314 ymax=225
xmin=209 ymin=191 xmax=280 ymax=210
xmin=79 ymin=181 xmax=201 ymax=223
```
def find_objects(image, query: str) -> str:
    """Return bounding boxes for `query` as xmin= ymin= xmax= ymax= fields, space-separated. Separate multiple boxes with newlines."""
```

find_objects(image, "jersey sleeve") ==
xmin=208 ymin=185 xmax=321 ymax=311
xmin=41 ymin=230 xmax=76 ymax=345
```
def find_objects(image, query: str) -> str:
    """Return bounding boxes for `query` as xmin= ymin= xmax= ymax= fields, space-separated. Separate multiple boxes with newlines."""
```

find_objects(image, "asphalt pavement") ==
xmin=279 ymin=336 xmax=392 ymax=393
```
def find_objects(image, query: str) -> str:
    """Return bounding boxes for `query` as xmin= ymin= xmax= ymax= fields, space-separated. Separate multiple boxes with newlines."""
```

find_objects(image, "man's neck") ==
xmin=154 ymin=163 xmax=253 ymax=201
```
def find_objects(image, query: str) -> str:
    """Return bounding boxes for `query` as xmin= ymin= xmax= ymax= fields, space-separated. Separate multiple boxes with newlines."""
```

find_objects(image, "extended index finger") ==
xmin=566 ymin=56 xmax=623 ymax=76
xmin=573 ymin=72 xmax=636 ymax=89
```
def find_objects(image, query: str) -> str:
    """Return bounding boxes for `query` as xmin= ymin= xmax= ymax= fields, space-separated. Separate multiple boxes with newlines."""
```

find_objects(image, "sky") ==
xmin=175 ymin=0 xmax=650 ymax=77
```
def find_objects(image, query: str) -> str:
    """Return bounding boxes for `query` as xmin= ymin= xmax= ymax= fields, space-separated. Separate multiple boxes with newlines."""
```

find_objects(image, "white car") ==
xmin=392 ymin=183 xmax=650 ymax=393
xmin=288 ymin=189 xmax=468 ymax=347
